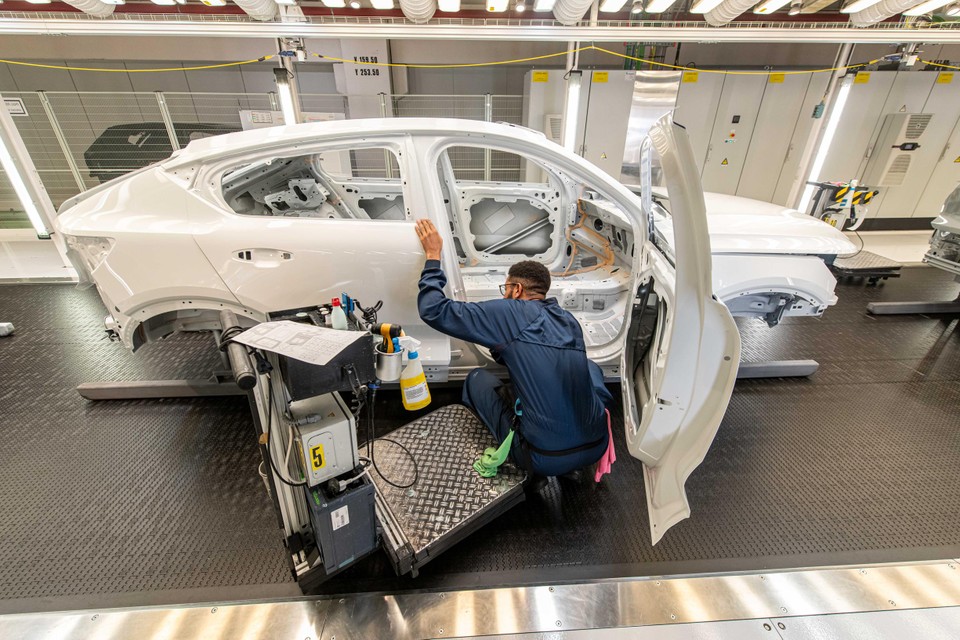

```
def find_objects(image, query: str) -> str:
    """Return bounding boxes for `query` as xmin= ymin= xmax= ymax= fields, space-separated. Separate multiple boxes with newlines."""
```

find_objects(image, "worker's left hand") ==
xmin=415 ymin=219 xmax=443 ymax=261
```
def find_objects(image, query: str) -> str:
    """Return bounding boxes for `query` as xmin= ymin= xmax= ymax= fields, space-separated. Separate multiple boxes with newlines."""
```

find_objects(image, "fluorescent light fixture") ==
xmin=0 ymin=135 xmax=49 ymax=237
xmin=788 ymin=0 xmax=802 ymax=13
xmin=644 ymin=0 xmax=677 ymax=11
xmin=320 ymin=0 xmax=346 ymax=7
xmin=798 ymin=76 xmax=853 ymax=213
xmin=754 ymin=0 xmax=791 ymax=12
xmin=631 ymin=0 xmax=643 ymax=11
xmin=599 ymin=0 xmax=629 ymax=11
xmin=273 ymin=68 xmax=299 ymax=126
xmin=516 ymin=0 xmax=526 ymax=10
xmin=148 ymin=0 xmax=177 ymax=5
xmin=100 ymin=0 xmax=126 ymax=5
xmin=904 ymin=0 xmax=953 ymax=14
xmin=532 ymin=0 xmax=555 ymax=11
xmin=438 ymin=0 xmax=460 ymax=10
xmin=487 ymin=0 xmax=508 ymax=11
xmin=275 ymin=0 xmax=297 ymax=4
xmin=200 ymin=0 xmax=226 ymax=5
xmin=562 ymin=71 xmax=582 ymax=153
xmin=689 ymin=0 xmax=724 ymax=12
xmin=947 ymin=1 xmax=960 ymax=13
xmin=349 ymin=0 xmax=361 ymax=7
xmin=840 ymin=0 xmax=882 ymax=12
xmin=24 ymin=0 xmax=52 ymax=4
xmin=370 ymin=0 xmax=393 ymax=7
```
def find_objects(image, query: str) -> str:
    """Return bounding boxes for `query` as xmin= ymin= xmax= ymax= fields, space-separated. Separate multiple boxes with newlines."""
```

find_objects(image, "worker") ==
xmin=414 ymin=219 xmax=613 ymax=479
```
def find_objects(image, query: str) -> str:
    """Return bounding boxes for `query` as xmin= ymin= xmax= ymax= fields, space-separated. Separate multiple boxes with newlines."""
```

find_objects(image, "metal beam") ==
xmin=3 ymin=16 xmax=960 ymax=43
xmin=737 ymin=359 xmax=820 ymax=379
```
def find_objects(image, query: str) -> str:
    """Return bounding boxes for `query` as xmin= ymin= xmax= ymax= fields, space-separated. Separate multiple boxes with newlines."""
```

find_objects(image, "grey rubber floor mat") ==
xmin=1 ymin=266 xmax=958 ymax=611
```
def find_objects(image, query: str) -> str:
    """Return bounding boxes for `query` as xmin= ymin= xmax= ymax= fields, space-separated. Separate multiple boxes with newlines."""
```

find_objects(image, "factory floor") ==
xmin=0 ymin=266 xmax=958 ymax=615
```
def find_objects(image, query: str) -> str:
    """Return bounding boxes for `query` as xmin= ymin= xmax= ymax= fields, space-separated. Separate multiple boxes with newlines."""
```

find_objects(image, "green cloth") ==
xmin=473 ymin=429 xmax=515 ymax=478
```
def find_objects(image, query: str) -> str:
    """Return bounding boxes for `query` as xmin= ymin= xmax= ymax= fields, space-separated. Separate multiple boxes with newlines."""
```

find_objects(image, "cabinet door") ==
xmin=912 ymin=76 xmax=960 ymax=219
xmin=860 ymin=72 xmax=937 ymax=219
xmin=770 ymin=72 xmax=830 ymax=207
xmin=672 ymin=72 xmax=725 ymax=174
xmin=700 ymin=75 xmax=766 ymax=195
xmin=737 ymin=74 xmax=814 ymax=203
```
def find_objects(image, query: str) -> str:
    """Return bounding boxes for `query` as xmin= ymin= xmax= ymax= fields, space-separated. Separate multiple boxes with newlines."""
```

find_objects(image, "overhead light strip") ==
xmin=798 ymin=75 xmax=853 ymax=213
xmin=599 ymin=0 xmax=629 ymax=11
xmin=904 ymin=0 xmax=953 ymax=14
xmin=644 ymin=0 xmax=678 ymax=12
xmin=689 ymin=0 xmax=725 ymax=12
xmin=754 ymin=0 xmax=792 ymax=13
xmin=840 ymin=0 xmax=883 ymax=12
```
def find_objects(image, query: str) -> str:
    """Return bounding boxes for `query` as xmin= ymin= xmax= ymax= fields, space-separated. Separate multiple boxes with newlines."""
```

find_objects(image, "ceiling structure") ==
xmin=1 ymin=0 xmax=960 ymax=41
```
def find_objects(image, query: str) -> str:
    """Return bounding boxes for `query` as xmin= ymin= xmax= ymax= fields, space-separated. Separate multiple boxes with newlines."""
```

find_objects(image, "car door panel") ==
xmin=622 ymin=116 xmax=741 ymax=544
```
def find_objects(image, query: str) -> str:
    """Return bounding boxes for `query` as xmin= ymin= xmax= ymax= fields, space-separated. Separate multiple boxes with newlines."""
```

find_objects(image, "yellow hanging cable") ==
xmin=0 ymin=56 xmax=274 ymax=73
xmin=918 ymin=59 xmax=960 ymax=70
xmin=312 ymin=46 xmax=594 ymax=69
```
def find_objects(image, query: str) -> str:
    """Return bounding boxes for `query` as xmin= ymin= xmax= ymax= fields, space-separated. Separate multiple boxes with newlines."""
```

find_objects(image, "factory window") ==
xmin=220 ymin=146 xmax=406 ymax=221
xmin=437 ymin=145 xmax=560 ymax=260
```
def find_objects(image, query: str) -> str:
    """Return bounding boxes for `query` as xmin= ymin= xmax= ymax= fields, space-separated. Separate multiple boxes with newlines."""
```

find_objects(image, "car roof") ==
xmin=162 ymin=118 xmax=548 ymax=169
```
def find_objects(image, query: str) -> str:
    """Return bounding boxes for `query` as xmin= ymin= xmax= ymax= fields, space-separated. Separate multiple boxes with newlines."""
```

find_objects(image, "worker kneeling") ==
xmin=415 ymin=219 xmax=613 ymax=479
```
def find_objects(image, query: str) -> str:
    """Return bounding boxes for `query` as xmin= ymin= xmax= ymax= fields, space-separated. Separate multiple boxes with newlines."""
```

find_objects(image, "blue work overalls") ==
xmin=417 ymin=259 xmax=612 ymax=476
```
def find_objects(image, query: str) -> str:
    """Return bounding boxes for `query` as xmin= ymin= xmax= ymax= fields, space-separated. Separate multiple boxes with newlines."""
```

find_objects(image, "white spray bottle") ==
xmin=398 ymin=337 xmax=431 ymax=411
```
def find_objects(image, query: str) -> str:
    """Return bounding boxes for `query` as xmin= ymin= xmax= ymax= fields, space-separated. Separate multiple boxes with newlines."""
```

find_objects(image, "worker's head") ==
xmin=503 ymin=261 xmax=551 ymax=300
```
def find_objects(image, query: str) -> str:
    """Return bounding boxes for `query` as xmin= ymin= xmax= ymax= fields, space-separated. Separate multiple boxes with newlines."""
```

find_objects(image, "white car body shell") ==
xmin=57 ymin=116 xmax=746 ymax=544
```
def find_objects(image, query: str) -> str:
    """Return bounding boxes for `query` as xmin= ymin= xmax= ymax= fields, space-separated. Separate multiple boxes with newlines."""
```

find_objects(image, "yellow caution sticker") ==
xmin=768 ymin=73 xmax=785 ymax=84
xmin=721 ymin=158 xmax=729 ymax=166
xmin=310 ymin=444 xmax=326 ymax=471
xmin=938 ymin=72 xmax=954 ymax=84
xmin=854 ymin=72 xmax=871 ymax=84
xmin=593 ymin=71 xmax=609 ymax=83
xmin=682 ymin=71 xmax=699 ymax=83
xmin=532 ymin=71 xmax=549 ymax=83
xmin=954 ymin=156 xmax=960 ymax=163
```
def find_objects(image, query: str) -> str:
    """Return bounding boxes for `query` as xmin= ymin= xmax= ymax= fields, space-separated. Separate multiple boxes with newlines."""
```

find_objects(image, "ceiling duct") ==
xmin=399 ymin=0 xmax=437 ymax=23
xmin=232 ymin=0 xmax=278 ymax=21
xmin=704 ymin=0 xmax=759 ymax=25
xmin=62 ymin=0 xmax=115 ymax=17
xmin=848 ymin=0 xmax=920 ymax=24
xmin=552 ymin=0 xmax=595 ymax=25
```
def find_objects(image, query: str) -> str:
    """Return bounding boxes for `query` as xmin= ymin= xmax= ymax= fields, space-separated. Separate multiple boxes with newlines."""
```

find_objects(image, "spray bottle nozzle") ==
xmin=398 ymin=336 xmax=421 ymax=359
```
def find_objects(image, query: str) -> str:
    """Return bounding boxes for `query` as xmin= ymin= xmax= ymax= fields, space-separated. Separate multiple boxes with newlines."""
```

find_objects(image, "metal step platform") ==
xmin=831 ymin=250 xmax=902 ymax=284
xmin=371 ymin=405 xmax=527 ymax=578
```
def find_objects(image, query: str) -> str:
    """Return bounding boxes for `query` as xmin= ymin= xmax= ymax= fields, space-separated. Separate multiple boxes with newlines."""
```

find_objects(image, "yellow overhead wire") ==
xmin=0 ymin=46 xmax=924 ymax=76
xmin=0 ymin=56 xmax=274 ymax=73
xmin=918 ymin=58 xmax=960 ymax=70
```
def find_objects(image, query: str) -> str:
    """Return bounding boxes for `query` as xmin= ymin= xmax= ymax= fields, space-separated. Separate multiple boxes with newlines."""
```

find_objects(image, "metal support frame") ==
xmin=867 ymin=295 xmax=960 ymax=315
xmin=155 ymin=91 xmax=181 ymax=152
xmin=737 ymin=359 xmax=820 ymax=379
xmin=380 ymin=92 xmax=394 ymax=180
xmin=36 ymin=91 xmax=87 ymax=192
xmin=484 ymin=93 xmax=493 ymax=181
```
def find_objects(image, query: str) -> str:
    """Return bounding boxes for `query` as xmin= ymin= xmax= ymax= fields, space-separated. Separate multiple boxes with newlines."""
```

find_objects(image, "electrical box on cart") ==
xmin=291 ymin=392 xmax=359 ymax=487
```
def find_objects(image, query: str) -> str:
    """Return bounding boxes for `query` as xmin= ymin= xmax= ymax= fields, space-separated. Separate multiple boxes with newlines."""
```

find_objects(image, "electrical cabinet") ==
xmin=700 ymin=75 xmax=767 ymax=195
xmin=912 ymin=81 xmax=960 ymax=219
xmin=736 ymin=73 xmax=817 ymax=203
xmin=673 ymin=72 xmax=725 ymax=174
xmin=581 ymin=71 xmax=637 ymax=178
xmin=770 ymin=72 xmax=830 ymax=207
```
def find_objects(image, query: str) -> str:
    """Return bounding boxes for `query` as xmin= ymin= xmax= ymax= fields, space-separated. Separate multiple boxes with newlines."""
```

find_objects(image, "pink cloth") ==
xmin=594 ymin=408 xmax=616 ymax=483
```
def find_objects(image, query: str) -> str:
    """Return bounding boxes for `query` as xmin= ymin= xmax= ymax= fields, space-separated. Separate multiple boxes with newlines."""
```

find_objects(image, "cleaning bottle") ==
xmin=399 ymin=337 xmax=431 ymax=411
xmin=330 ymin=297 xmax=348 ymax=330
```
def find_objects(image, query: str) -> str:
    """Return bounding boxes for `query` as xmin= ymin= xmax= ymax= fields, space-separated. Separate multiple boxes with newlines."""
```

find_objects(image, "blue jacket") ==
xmin=417 ymin=259 xmax=612 ymax=455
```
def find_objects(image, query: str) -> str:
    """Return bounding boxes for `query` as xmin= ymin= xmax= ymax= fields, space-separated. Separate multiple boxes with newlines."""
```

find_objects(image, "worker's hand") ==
xmin=415 ymin=219 xmax=443 ymax=262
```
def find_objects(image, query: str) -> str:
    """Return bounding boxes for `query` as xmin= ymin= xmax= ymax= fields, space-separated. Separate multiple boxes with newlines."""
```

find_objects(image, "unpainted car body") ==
xmin=57 ymin=116 xmax=742 ymax=543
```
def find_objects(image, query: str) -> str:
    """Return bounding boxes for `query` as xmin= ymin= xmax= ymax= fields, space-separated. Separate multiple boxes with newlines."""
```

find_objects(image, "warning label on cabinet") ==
xmin=532 ymin=71 xmax=549 ymax=83
xmin=331 ymin=506 xmax=350 ymax=531
xmin=721 ymin=158 xmax=729 ymax=166
xmin=938 ymin=73 xmax=954 ymax=84
xmin=682 ymin=71 xmax=699 ymax=83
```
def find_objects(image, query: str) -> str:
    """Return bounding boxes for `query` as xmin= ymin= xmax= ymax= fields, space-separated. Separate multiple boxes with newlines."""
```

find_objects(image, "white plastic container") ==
xmin=330 ymin=297 xmax=348 ymax=330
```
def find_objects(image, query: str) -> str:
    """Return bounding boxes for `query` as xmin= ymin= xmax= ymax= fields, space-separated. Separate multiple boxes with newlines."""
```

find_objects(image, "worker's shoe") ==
xmin=523 ymin=473 xmax=549 ymax=496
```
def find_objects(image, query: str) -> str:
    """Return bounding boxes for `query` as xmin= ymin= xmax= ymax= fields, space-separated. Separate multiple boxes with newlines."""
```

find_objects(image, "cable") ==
xmin=0 ymin=56 xmax=274 ymax=73
xmin=364 ymin=386 xmax=420 ymax=489
xmin=263 ymin=372 xmax=307 ymax=488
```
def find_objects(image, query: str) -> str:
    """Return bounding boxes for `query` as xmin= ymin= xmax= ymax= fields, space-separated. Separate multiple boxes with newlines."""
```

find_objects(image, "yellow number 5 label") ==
xmin=310 ymin=445 xmax=326 ymax=471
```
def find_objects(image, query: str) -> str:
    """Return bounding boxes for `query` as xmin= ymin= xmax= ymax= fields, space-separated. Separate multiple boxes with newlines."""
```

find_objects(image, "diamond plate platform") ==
xmin=832 ymin=250 xmax=902 ymax=282
xmin=369 ymin=404 xmax=527 ymax=576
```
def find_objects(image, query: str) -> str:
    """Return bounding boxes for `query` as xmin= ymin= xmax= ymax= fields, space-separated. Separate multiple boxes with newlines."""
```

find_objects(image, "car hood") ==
xmin=651 ymin=187 xmax=856 ymax=256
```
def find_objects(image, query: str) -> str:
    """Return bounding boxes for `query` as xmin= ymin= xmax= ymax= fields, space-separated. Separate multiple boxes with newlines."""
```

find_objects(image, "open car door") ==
xmin=622 ymin=116 xmax=741 ymax=544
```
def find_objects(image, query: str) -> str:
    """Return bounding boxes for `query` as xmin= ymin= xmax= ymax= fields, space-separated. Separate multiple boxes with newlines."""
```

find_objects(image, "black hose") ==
xmin=366 ymin=386 xmax=419 ymax=490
